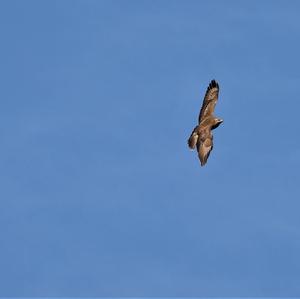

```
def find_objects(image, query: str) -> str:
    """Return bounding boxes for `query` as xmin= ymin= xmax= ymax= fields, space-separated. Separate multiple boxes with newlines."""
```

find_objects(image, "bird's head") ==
xmin=211 ymin=118 xmax=223 ymax=130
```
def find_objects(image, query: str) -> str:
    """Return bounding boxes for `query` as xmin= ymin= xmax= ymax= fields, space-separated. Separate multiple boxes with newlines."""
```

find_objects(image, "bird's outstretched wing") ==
xmin=198 ymin=80 xmax=219 ymax=123
xmin=197 ymin=136 xmax=213 ymax=166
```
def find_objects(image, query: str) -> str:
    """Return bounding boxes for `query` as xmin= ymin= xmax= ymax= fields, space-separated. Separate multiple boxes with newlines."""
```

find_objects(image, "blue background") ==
xmin=0 ymin=0 xmax=300 ymax=296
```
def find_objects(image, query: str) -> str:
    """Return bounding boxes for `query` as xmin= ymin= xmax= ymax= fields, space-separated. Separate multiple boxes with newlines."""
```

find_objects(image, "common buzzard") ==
xmin=188 ymin=79 xmax=223 ymax=166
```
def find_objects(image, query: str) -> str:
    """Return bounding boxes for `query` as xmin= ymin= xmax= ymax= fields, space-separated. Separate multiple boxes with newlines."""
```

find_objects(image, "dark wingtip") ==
xmin=210 ymin=79 xmax=218 ymax=88
xmin=204 ymin=79 xmax=219 ymax=96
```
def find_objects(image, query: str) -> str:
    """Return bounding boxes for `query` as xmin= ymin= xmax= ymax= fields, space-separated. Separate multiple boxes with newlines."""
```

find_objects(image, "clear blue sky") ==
xmin=0 ymin=0 xmax=300 ymax=296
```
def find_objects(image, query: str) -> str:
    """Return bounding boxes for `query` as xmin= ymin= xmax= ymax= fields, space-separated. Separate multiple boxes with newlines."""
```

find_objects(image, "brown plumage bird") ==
xmin=188 ymin=79 xmax=223 ymax=166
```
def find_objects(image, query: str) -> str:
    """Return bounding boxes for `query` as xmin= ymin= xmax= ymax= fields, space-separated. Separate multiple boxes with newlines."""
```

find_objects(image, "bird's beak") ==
xmin=219 ymin=119 xmax=223 ymax=123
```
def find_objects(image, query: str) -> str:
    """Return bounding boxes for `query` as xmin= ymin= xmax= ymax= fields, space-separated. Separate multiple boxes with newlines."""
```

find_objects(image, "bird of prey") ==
xmin=188 ymin=79 xmax=223 ymax=166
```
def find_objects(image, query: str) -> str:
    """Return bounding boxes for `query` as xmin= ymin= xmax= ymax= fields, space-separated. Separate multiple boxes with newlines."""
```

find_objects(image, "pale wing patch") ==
xmin=188 ymin=132 xmax=198 ymax=149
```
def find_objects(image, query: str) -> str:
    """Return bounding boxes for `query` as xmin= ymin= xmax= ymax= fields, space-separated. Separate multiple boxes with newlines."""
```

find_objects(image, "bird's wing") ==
xmin=187 ymin=127 xmax=199 ymax=149
xmin=197 ymin=136 xmax=213 ymax=166
xmin=198 ymin=80 xmax=219 ymax=124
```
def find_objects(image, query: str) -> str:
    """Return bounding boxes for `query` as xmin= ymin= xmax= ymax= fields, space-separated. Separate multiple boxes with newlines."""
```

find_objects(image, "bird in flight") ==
xmin=188 ymin=79 xmax=223 ymax=166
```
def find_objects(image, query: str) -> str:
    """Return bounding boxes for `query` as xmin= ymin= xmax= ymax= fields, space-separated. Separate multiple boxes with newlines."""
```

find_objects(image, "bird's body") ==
xmin=188 ymin=80 xmax=223 ymax=166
